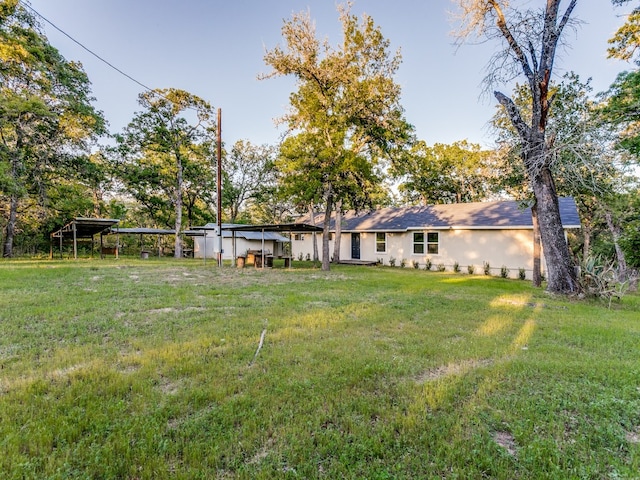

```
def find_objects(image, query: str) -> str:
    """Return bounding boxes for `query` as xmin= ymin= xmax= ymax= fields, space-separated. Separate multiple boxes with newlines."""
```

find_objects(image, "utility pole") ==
xmin=216 ymin=108 xmax=223 ymax=267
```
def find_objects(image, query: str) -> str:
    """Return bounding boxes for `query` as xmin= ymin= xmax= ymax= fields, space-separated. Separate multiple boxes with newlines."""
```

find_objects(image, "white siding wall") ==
xmin=294 ymin=229 xmax=543 ymax=279
xmin=193 ymin=234 xmax=281 ymax=260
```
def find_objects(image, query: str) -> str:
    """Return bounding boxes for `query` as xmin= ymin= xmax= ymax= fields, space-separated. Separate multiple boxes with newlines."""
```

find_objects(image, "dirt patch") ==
xmin=626 ymin=427 xmax=640 ymax=444
xmin=416 ymin=358 xmax=493 ymax=383
xmin=493 ymin=431 xmax=518 ymax=457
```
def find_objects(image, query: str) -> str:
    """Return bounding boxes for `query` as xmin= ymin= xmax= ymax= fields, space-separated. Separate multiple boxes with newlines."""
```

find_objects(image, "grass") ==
xmin=0 ymin=258 xmax=639 ymax=479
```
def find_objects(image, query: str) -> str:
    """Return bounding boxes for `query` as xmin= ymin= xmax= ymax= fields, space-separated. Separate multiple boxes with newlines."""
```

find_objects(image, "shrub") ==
xmin=400 ymin=258 xmax=407 ymax=268
xmin=389 ymin=257 xmax=396 ymax=267
xmin=467 ymin=264 xmax=475 ymax=275
xmin=500 ymin=265 xmax=510 ymax=278
xmin=412 ymin=260 xmax=420 ymax=269
xmin=298 ymin=252 xmax=304 ymax=261
xmin=577 ymin=255 xmax=635 ymax=307
xmin=518 ymin=268 xmax=526 ymax=280
xmin=483 ymin=261 xmax=491 ymax=276
xmin=453 ymin=261 xmax=460 ymax=273
xmin=377 ymin=258 xmax=384 ymax=266
xmin=437 ymin=263 xmax=446 ymax=272
xmin=424 ymin=258 xmax=432 ymax=271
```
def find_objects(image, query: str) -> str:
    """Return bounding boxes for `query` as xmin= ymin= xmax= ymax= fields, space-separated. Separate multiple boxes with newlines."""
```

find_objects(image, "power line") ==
xmin=18 ymin=0 xmax=157 ymax=96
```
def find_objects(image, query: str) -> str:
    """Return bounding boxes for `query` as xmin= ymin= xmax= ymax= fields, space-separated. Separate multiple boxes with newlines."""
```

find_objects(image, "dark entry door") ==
xmin=351 ymin=233 xmax=361 ymax=259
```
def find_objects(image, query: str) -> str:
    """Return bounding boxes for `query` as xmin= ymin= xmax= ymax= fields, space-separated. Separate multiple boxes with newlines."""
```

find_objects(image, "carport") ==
xmin=50 ymin=217 xmax=119 ymax=259
xmin=226 ymin=223 xmax=322 ymax=268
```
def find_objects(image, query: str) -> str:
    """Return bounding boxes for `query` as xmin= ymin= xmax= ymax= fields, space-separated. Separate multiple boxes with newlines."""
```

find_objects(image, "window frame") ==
xmin=412 ymin=232 xmax=425 ymax=254
xmin=427 ymin=232 xmax=439 ymax=255
xmin=375 ymin=232 xmax=387 ymax=253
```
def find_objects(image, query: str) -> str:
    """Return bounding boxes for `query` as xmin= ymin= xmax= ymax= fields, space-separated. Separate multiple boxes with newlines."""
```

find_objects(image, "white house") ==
xmin=294 ymin=198 xmax=581 ymax=278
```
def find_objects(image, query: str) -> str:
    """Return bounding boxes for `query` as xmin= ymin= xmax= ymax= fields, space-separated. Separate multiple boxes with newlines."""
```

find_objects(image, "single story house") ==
xmin=294 ymin=197 xmax=581 ymax=279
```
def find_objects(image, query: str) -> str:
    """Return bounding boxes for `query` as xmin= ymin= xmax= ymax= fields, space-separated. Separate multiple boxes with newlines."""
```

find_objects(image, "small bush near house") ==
xmin=400 ymin=258 xmax=407 ymax=268
xmin=467 ymin=264 xmax=475 ymax=275
xmin=453 ymin=261 xmax=460 ymax=273
xmin=424 ymin=258 xmax=432 ymax=271
xmin=389 ymin=257 xmax=396 ymax=267
xmin=500 ymin=266 xmax=510 ymax=278
xmin=483 ymin=261 xmax=491 ymax=276
xmin=437 ymin=263 xmax=446 ymax=272
xmin=519 ymin=268 xmax=526 ymax=280
xmin=412 ymin=260 xmax=420 ymax=269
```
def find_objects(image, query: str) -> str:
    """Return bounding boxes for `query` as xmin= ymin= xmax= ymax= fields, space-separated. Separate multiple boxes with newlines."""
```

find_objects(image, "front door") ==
xmin=351 ymin=233 xmax=361 ymax=259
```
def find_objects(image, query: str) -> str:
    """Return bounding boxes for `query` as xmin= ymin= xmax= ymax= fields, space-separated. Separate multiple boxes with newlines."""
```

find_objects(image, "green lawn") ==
xmin=1 ymin=258 xmax=638 ymax=479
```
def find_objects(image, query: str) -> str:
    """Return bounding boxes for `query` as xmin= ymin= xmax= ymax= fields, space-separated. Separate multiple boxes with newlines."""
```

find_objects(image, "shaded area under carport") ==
xmin=50 ymin=218 xmax=119 ymax=259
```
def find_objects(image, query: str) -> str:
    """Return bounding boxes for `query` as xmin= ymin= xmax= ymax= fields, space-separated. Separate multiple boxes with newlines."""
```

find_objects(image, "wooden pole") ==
xmin=216 ymin=108 xmax=223 ymax=267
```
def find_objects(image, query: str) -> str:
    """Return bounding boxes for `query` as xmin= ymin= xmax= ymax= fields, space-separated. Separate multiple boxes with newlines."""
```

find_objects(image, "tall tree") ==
xmin=493 ymin=73 xmax=636 ymax=282
xmin=263 ymin=3 xmax=413 ymax=270
xmin=223 ymin=140 xmax=276 ymax=223
xmin=453 ymin=0 xmax=579 ymax=293
xmin=0 ymin=0 xmax=105 ymax=256
xmin=115 ymin=88 xmax=216 ymax=257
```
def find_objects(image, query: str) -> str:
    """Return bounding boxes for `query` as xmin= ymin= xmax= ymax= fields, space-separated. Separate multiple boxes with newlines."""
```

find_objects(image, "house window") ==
xmin=376 ymin=232 xmax=386 ymax=253
xmin=294 ymin=233 xmax=305 ymax=241
xmin=413 ymin=232 xmax=424 ymax=254
xmin=427 ymin=232 xmax=439 ymax=254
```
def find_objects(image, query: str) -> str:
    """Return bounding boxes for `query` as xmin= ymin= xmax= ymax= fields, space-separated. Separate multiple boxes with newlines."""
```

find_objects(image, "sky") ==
xmin=23 ymin=0 xmax=632 ymax=149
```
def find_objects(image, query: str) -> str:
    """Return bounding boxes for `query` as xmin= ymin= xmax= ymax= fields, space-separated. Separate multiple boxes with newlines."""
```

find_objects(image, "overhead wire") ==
xmin=18 ymin=0 xmax=156 ymax=96
xmin=17 ymin=0 xmax=212 ymax=114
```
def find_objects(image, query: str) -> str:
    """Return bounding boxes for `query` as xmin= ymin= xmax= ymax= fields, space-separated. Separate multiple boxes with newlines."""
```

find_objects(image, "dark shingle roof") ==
xmin=299 ymin=198 xmax=581 ymax=231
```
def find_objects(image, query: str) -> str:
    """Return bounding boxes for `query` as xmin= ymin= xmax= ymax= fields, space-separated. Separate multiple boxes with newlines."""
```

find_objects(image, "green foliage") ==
xmin=608 ymin=7 xmax=640 ymax=63
xmin=412 ymin=260 xmax=420 ymax=269
xmin=500 ymin=265 xmax=510 ymax=278
xmin=113 ymin=89 xmax=216 ymax=255
xmin=519 ymin=268 xmax=527 ymax=281
xmin=223 ymin=140 xmax=280 ymax=224
xmin=577 ymin=255 xmax=635 ymax=307
xmin=467 ymin=264 xmax=475 ymax=275
xmin=424 ymin=257 xmax=432 ymax=271
xmin=389 ymin=257 xmax=396 ymax=267
xmin=400 ymin=258 xmax=407 ymax=268
xmin=0 ymin=1 xmax=105 ymax=256
xmin=436 ymin=263 xmax=446 ymax=272
xmin=0 ymin=261 xmax=639 ymax=478
xmin=453 ymin=261 xmax=460 ymax=273
xmin=394 ymin=140 xmax=493 ymax=205
xmin=263 ymin=3 xmax=413 ymax=270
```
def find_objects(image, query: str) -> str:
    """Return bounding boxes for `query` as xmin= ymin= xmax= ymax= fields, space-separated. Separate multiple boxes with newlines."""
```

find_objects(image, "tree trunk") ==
xmin=531 ymin=201 xmax=542 ymax=287
xmin=332 ymin=199 xmax=342 ymax=263
xmin=321 ymin=192 xmax=333 ymax=271
xmin=3 ymin=193 xmax=18 ymax=258
xmin=174 ymin=156 xmax=184 ymax=258
xmin=604 ymin=209 xmax=628 ymax=280
xmin=530 ymin=167 xmax=576 ymax=293
xmin=309 ymin=204 xmax=319 ymax=262
xmin=582 ymin=221 xmax=592 ymax=261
